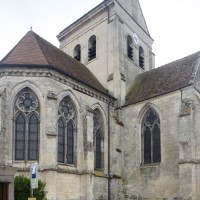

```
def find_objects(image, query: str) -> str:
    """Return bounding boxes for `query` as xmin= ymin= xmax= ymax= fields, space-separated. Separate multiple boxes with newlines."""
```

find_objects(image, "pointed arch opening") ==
xmin=93 ymin=109 xmax=104 ymax=170
xmin=14 ymin=87 xmax=40 ymax=161
xmin=142 ymin=108 xmax=161 ymax=164
xmin=57 ymin=96 xmax=76 ymax=165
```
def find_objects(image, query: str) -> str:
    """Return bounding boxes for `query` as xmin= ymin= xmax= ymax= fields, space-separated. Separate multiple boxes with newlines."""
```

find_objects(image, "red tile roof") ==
xmin=125 ymin=51 xmax=200 ymax=106
xmin=0 ymin=31 xmax=110 ymax=96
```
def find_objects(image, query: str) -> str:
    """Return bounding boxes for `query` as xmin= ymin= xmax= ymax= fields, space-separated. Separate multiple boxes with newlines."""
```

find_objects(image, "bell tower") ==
xmin=57 ymin=0 xmax=155 ymax=104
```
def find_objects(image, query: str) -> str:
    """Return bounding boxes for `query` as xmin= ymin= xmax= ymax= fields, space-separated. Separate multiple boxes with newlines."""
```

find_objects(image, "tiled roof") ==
xmin=125 ymin=51 xmax=200 ymax=106
xmin=0 ymin=31 xmax=110 ymax=96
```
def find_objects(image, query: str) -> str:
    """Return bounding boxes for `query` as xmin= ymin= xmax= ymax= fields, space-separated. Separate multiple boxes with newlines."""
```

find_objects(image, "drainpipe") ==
xmin=108 ymin=98 xmax=113 ymax=200
xmin=105 ymin=0 xmax=112 ymax=24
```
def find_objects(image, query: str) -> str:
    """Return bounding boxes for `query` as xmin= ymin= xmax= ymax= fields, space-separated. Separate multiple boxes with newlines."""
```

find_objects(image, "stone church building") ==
xmin=0 ymin=0 xmax=200 ymax=199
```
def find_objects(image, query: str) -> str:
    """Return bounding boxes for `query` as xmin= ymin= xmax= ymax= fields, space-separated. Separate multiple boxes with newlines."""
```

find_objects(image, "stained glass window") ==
xmin=58 ymin=119 xmax=65 ymax=163
xmin=95 ymin=130 xmax=101 ymax=169
xmin=93 ymin=109 xmax=103 ymax=169
xmin=14 ymin=88 xmax=39 ymax=161
xmin=15 ymin=114 xmax=25 ymax=160
xmin=57 ymin=96 xmax=76 ymax=164
xmin=67 ymin=121 xmax=74 ymax=164
xmin=28 ymin=114 xmax=39 ymax=160
xmin=142 ymin=109 xmax=161 ymax=164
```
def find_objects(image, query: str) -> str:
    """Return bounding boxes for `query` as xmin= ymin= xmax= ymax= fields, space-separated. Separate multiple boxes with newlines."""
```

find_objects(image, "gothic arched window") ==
xmin=93 ymin=109 xmax=104 ymax=169
xmin=127 ymin=35 xmax=133 ymax=60
xmin=74 ymin=44 xmax=81 ymax=61
xmin=58 ymin=96 xmax=76 ymax=164
xmin=14 ymin=88 xmax=39 ymax=161
xmin=139 ymin=46 xmax=144 ymax=69
xmin=88 ymin=35 xmax=96 ymax=61
xmin=142 ymin=109 xmax=161 ymax=164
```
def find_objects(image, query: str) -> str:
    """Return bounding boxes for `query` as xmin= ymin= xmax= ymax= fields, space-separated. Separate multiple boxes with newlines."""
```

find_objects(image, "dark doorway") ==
xmin=0 ymin=183 xmax=8 ymax=200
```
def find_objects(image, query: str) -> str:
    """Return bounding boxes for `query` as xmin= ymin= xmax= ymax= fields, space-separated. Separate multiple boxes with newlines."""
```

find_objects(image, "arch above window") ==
xmin=127 ymin=35 xmax=133 ymax=60
xmin=88 ymin=35 xmax=96 ymax=61
xmin=142 ymin=108 xmax=161 ymax=164
xmin=139 ymin=46 xmax=145 ymax=69
xmin=14 ymin=87 xmax=40 ymax=161
xmin=74 ymin=44 xmax=81 ymax=62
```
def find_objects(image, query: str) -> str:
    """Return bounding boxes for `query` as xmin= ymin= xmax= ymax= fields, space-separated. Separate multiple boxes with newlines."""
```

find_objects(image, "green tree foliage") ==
xmin=14 ymin=175 xmax=47 ymax=200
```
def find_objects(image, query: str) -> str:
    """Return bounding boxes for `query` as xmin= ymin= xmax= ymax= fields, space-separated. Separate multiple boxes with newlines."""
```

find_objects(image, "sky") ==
xmin=0 ymin=0 xmax=199 ymax=67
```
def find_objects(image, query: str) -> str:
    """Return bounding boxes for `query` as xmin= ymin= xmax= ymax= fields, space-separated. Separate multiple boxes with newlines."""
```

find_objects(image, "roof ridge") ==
xmin=32 ymin=31 xmax=50 ymax=65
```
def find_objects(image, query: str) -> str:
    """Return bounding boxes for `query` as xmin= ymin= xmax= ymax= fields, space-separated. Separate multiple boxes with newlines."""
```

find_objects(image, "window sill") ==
xmin=126 ymin=56 xmax=134 ymax=63
xmin=93 ymin=169 xmax=106 ymax=177
xmin=140 ymin=163 xmax=160 ymax=177
xmin=58 ymin=162 xmax=76 ymax=168
xmin=87 ymin=57 xmax=98 ymax=65
xmin=57 ymin=163 xmax=78 ymax=173
xmin=140 ymin=162 xmax=160 ymax=168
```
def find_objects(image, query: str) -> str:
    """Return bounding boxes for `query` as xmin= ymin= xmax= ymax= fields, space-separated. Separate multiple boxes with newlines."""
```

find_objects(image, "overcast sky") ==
xmin=0 ymin=0 xmax=199 ymax=67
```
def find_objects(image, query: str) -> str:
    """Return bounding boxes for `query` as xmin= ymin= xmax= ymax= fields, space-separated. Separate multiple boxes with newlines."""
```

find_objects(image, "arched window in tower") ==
xmin=127 ymin=35 xmax=133 ymax=60
xmin=139 ymin=46 xmax=145 ymax=69
xmin=93 ymin=109 xmax=104 ymax=169
xmin=74 ymin=44 xmax=81 ymax=61
xmin=57 ymin=96 xmax=76 ymax=164
xmin=142 ymin=109 xmax=161 ymax=164
xmin=88 ymin=35 xmax=96 ymax=61
xmin=14 ymin=87 xmax=40 ymax=161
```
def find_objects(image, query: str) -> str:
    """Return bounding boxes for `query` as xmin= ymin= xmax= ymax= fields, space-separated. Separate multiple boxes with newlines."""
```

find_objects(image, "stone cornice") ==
xmin=57 ymin=0 xmax=114 ymax=41
xmin=0 ymin=67 xmax=113 ymax=104
xmin=178 ymin=159 xmax=200 ymax=164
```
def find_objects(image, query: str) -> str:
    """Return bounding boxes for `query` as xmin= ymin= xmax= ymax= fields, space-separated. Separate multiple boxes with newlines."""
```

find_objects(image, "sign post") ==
xmin=29 ymin=163 xmax=38 ymax=200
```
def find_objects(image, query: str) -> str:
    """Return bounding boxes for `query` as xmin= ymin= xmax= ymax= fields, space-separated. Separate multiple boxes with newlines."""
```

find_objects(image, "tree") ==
xmin=14 ymin=175 xmax=47 ymax=200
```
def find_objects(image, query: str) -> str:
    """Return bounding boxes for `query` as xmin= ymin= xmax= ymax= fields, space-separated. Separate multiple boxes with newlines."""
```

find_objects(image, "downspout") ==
xmin=105 ymin=0 xmax=112 ymax=24
xmin=108 ymin=99 xmax=113 ymax=200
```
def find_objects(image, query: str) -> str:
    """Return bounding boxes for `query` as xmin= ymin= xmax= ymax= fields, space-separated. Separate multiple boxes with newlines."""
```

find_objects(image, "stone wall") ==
xmin=0 ymin=68 xmax=120 ymax=200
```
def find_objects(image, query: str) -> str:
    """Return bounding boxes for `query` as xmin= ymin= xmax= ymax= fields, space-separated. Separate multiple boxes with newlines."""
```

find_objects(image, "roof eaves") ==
xmin=0 ymin=63 xmax=115 ymax=99
xmin=123 ymin=84 xmax=193 ymax=108
xmin=189 ymin=56 xmax=200 ymax=85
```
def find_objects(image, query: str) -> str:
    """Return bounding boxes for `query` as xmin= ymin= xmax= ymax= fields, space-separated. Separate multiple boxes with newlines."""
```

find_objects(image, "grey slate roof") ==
xmin=125 ymin=51 xmax=200 ymax=106
xmin=0 ymin=31 xmax=111 ymax=97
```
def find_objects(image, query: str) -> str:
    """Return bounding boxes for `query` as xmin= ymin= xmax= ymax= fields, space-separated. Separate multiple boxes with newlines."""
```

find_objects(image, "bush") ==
xmin=14 ymin=175 xmax=47 ymax=200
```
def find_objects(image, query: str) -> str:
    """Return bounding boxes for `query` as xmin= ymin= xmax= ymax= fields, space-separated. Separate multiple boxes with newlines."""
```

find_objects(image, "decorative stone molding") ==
xmin=0 ymin=89 xmax=7 ymax=165
xmin=47 ymin=91 xmax=57 ymax=100
xmin=180 ymin=98 xmax=194 ymax=116
xmin=80 ymin=97 xmax=93 ymax=113
xmin=0 ymin=68 xmax=112 ymax=104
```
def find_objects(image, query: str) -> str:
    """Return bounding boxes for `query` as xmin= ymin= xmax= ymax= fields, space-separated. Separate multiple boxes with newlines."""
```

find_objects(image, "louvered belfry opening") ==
xmin=74 ymin=44 xmax=81 ymax=61
xmin=88 ymin=35 xmax=96 ymax=61
xmin=139 ymin=46 xmax=144 ymax=69
xmin=127 ymin=35 xmax=133 ymax=60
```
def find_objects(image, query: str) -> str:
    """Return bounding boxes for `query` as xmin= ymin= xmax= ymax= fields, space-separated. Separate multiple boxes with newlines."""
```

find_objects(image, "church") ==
xmin=0 ymin=0 xmax=200 ymax=199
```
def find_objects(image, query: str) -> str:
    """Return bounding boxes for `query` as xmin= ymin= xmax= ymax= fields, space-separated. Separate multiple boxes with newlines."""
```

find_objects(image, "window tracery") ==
xmin=142 ymin=108 xmax=161 ymax=164
xmin=14 ymin=88 xmax=39 ymax=161
xmin=57 ymin=96 xmax=76 ymax=164
xmin=93 ymin=109 xmax=104 ymax=169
